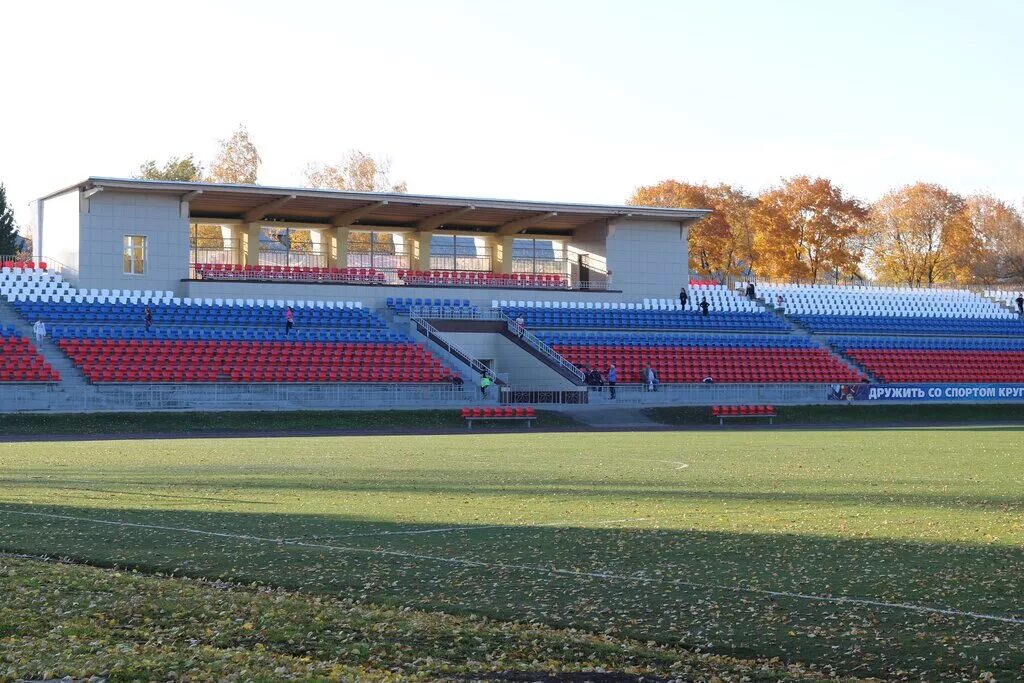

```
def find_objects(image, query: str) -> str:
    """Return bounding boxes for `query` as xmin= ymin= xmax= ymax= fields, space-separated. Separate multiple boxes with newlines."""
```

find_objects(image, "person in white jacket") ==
xmin=33 ymin=319 xmax=46 ymax=343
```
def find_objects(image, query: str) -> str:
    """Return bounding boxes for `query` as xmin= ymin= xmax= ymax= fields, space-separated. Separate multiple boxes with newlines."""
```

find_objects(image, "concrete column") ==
xmin=219 ymin=225 xmax=242 ymax=264
xmin=412 ymin=230 xmax=433 ymax=271
xmin=244 ymin=222 xmax=262 ymax=266
xmin=476 ymin=235 xmax=497 ymax=273
xmin=326 ymin=226 xmax=348 ymax=269
xmin=493 ymin=235 xmax=516 ymax=274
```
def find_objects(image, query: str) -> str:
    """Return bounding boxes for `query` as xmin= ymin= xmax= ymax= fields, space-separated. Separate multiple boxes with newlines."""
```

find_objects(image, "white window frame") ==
xmin=123 ymin=235 xmax=147 ymax=275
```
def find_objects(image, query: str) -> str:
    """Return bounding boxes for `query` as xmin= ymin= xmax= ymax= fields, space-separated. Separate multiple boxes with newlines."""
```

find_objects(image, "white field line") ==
xmin=654 ymin=460 xmax=689 ymax=470
xmin=278 ymin=517 xmax=651 ymax=542
xmin=5 ymin=509 xmax=1023 ymax=626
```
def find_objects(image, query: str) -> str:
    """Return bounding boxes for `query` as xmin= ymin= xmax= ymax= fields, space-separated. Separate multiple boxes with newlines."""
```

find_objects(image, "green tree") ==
xmin=0 ymin=183 xmax=22 ymax=256
xmin=133 ymin=155 xmax=203 ymax=181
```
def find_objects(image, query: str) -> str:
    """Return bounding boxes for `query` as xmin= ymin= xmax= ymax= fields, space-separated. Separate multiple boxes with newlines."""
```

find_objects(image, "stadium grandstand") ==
xmin=0 ymin=177 xmax=1022 ymax=412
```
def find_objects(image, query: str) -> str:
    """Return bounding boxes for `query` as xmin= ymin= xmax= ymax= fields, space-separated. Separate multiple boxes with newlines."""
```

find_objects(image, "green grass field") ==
xmin=2 ymin=428 xmax=1023 ymax=680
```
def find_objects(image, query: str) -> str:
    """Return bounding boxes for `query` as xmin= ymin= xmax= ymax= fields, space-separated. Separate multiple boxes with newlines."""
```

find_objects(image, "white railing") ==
xmin=0 ymin=381 xmax=476 ymax=413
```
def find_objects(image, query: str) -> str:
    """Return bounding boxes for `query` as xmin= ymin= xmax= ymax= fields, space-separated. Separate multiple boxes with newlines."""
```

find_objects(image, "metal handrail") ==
xmin=494 ymin=309 xmax=586 ymax=384
xmin=410 ymin=314 xmax=498 ymax=383
xmin=0 ymin=255 xmax=80 ymax=285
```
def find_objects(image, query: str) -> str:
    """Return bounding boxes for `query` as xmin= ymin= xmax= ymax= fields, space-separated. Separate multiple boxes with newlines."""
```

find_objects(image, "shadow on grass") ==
xmin=1 ymin=502 xmax=1022 ymax=679
xmin=646 ymin=403 xmax=1024 ymax=428
xmin=0 ymin=409 xmax=581 ymax=439
xmin=7 ymin=472 xmax=1020 ymax=512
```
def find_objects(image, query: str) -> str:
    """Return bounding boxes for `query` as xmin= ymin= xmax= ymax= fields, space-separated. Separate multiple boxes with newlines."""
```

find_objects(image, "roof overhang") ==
xmin=45 ymin=177 xmax=710 ymax=236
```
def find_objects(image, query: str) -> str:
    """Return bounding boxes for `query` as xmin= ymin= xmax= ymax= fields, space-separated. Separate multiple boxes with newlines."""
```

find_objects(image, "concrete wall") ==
xmin=77 ymin=190 xmax=189 ymax=293
xmin=440 ymin=331 xmax=576 ymax=390
xmin=38 ymin=190 xmax=81 ymax=275
xmin=606 ymin=219 xmax=688 ymax=298
xmin=571 ymin=219 xmax=608 ymax=258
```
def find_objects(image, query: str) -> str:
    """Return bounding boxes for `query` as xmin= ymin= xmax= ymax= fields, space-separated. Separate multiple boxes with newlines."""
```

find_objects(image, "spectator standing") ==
xmin=699 ymin=297 xmax=710 ymax=316
xmin=607 ymin=363 xmax=617 ymax=399
xmin=776 ymin=293 xmax=785 ymax=309
xmin=515 ymin=314 xmax=526 ymax=337
xmin=679 ymin=288 xmax=689 ymax=309
xmin=285 ymin=306 xmax=294 ymax=334
xmin=749 ymin=281 xmax=756 ymax=300
xmin=144 ymin=307 xmax=153 ymax=331
xmin=1017 ymin=293 xmax=1024 ymax=317
xmin=33 ymin=319 xmax=46 ymax=343
xmin=648 ymin=367 xmax=659 ymax=392
xmin=480 ymin=374 xmax=492 ymax=397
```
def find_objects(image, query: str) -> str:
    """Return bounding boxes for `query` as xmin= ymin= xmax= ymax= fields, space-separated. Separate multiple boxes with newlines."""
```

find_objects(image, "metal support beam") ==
xmin=496 ymin=211 xmax=557 ymax=235
xmin=181 ymin=190 xmax=203 ymax=202
xmin=242 ymin=194 xmax=296 ymax=222
xmin=331 ymin=200 xmax=388 ymax=227
xmin=416 ymin=205 xmax=475 ymax=231
xmin=82 ymin=187 xmax=103 ymax=200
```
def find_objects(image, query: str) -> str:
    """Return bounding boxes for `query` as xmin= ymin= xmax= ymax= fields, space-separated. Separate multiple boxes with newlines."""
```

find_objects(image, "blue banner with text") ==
xmin=828 ymin=384 xmax=1024 ymax=402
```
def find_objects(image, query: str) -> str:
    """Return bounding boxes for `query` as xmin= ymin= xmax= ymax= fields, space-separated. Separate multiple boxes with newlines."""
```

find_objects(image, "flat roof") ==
xmin=45 ymin=177 xmax=709 ymax=235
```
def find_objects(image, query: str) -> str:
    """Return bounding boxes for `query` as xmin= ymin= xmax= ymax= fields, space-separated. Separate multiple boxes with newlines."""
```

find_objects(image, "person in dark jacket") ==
xmin=699 ymin=297 xmax=710 ymax=316
xmin=144 ymin=307 xmax=153 ymax=331
xmin=1017 ymin=293 xmax=1024 ymax=316
xmin=679 ymin=288 xmax=689 ymax=309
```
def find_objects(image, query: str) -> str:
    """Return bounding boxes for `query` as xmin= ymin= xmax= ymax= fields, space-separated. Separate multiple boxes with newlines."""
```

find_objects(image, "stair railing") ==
xmin=493 ymin=309 xmax=586 ymax=384
xmin=409 ymin=314 xmax=502 ymax=385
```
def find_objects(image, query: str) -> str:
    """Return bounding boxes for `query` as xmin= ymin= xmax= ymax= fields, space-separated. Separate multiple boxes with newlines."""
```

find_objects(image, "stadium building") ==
xmin=0 ymin=177 xmax=1022 ymax=413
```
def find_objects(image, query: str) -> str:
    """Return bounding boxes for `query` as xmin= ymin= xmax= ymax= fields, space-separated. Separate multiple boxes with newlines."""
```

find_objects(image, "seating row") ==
xmin=57 ymin=339 xmax=453 ymax=384
xmin=552 ymin=345 xmax=863 ymax=383
xmin=386 ymin=297 xmax=480 ymax=317
xmin=461 ymin=407 xmax=536 ymax=418
xmin=791 ymin=315 xmax=1024 ymax=336
xmin=400 ymin=270 xmax=568 ymax=288
xmin=537 ymin=332 xmax=814 ymax=349
xmin=0 ymin=330 xmax=59 ymax=382
xmin=194 ymin=263 xmax=388 ymax=284
xmin=832 ymin=336 xmax=1024 ymax=351
xmin=47 ymin=326 xmax=405 ymax=343
xmin=501 ymin=307 xmax=790 ymax=332
xmin=711 ymin=405 xmax=776 ymax=416
xmin=758 ymin=283 xmax=1013 ymax=319
xmin=846 ymin=350 xmax=1024 ymax=383
xmin=12 ymin=301 xmax=384 ymax=329
xmin=1 ymin=261 xmax=47 ymax=272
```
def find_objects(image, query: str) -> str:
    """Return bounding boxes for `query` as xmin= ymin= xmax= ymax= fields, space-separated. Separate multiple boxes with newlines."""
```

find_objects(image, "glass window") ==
xmin=123 ymin=235 xmax=146 ymax=275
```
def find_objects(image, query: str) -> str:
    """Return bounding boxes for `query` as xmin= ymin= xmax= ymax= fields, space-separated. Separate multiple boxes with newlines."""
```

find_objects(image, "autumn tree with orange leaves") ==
xmin=863 ymin=183 xmax=979 ymax=285
xmin=963 ymin=194 xmax=1024 ymax=283
xmin=628 ymin=181 xmax=756 ymax=279
xmin=751 ymin=176 xmax=865 ymax=283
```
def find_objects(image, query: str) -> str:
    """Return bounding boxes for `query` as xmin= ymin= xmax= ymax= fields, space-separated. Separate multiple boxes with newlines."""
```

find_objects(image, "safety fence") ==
xmin=0 ymin=382 xmax=475 ymax=413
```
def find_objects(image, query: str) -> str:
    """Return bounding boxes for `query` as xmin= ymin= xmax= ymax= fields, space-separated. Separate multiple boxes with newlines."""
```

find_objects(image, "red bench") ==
xmin=711 ymin=405 xmax=776 ymax=425
xmin=460 ymin=406 xmax=536 ymax=430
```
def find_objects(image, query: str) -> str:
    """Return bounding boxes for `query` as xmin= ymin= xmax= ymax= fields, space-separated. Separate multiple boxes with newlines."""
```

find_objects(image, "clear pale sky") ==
xmin=2 ymin=0 xmax=1021 ymax=227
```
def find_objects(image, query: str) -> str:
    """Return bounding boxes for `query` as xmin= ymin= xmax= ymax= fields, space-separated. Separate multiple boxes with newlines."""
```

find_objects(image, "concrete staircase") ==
xmin=751 ymin=294 xmax=880 ymax=383
xmin=0 ymin=298 xmax=90 ymax=387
